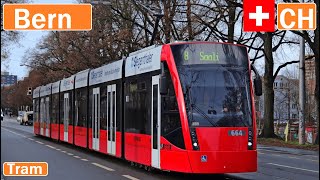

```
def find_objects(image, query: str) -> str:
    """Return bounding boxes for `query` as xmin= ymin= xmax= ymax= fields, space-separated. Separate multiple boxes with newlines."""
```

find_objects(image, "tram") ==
xmin=33 ymin=41 xmax=262 ymax=173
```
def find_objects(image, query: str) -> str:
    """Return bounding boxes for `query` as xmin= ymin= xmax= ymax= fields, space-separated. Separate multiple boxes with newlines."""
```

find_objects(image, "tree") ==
xmin=1 ymin=0 xmax=28 ymax=62
xmin=19 ymin=0 xmax=314 ymax=141
xmin=290 ymin=0 xmax=319 ymax=144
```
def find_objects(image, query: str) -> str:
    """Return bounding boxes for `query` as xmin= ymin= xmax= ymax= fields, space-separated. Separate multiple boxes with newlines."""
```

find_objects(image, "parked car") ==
xmin=19 ymin=111 xmax=33 ymax=126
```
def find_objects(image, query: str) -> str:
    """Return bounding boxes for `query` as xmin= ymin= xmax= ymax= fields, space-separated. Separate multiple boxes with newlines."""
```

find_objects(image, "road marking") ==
xmin=271 ymin=154 xmax=281 ymax=157
xmin=267 ymin=163 xmax=319 ymax=173
xmin=304 ymin=155 xmax=319 ymax=158
xmin=45 ymin=145 xmax=56 ymax=149
xmin=28 ymin=138 xmax=34 ymax=141
xmin=81 ymin=159 xmax=88 ymax=161
xmin=61 ymin=151 xmax=67 ymax=153
xmin=122 ymin=175 xmax=140 ymax=180
xmin=309 ymin=159 xmax=319 ymax=162
xmin=73 ymin=156 xmax=80 ymax=158
xmin=288 ymin=156 xmax=300 ymax=159
xmin=1 ymin=128 xmax=27 ymax=138
xmin=56 ymin=149 xmax=61 ymax=151
xmin=36 ymin=141 xmax=44 ymax=144
xmin=91 ymin=162 xmax=115 ymax=171
xmin=67 ymin=153 xmax=74 ymax=156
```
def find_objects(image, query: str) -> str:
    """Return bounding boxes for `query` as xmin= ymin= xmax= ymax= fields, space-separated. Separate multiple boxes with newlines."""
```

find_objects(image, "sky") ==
xmin=1 ymin=0 xmax=75 ymax=79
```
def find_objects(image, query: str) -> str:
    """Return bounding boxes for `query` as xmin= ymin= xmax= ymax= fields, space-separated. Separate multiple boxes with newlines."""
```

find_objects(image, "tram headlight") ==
xmin=190 ymin=128 xmax=199 ymax=150
xmin=248 ymin=128 xmax=254 ymax=150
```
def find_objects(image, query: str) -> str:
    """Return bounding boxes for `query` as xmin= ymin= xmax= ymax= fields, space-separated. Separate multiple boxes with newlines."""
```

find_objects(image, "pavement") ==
xmin=258 ymin=144 xmax=319 ymax=156
xmin=1 ymin=115 xmax=319 ymax=180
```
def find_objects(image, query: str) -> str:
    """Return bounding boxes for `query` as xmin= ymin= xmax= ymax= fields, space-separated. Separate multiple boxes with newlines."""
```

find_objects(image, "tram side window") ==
xmin=88 ymin=88 xmax=93 ymax=128
xmin=100 ymin=86 xmax=107 ymax=130
xmin=161 ymin=63 xmax=185 ymax=149
xmin=125 ymin=78 xmax=151 ymax=135
xmin=40 ymin=98 xmax=45 ymax=123
xmin=51 ymin=93 xmax=59 ymax=124
xmin=59 ymin=93 xmax=64 ymax=124
xmin=116 ymin=84 xmax=121 ymax=131
xmin=46 ymin=96 xmax=50 ymax=125
xmin=59 ymin=91 xmax=73 ymax=125
xmin=75 ymin=88 xmax=87 ymax=127
xmin=68 ymin=91 xmax=73 ymax=125
xmin=34 ymin=99 xmax=39 ymax=122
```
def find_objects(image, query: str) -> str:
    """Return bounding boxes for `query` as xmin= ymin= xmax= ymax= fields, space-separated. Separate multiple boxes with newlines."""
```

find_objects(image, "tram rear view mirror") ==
xmin=160 ymin=75 xmax=168 ymax=95
xmin=251 ymin=64 xmax=262 ymax=96
xmin=254 ymin=78 xmax=262 ymax=96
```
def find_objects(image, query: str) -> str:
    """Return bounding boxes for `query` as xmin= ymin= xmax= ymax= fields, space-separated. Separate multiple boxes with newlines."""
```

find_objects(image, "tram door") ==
xmin=151 ymin=75 xmax=161 ymax=169
xmin=92 ymin=87 xmax=100 ymax=151
xmin=63 ymin=93 xmax=69 ymax=141
xmin=45 ymin=96 xmax=50 ymax=137
xmin=40 ymin=98 xmax=45 ymax=136
xmin=107 ymin=84 xmax=116 ymax=155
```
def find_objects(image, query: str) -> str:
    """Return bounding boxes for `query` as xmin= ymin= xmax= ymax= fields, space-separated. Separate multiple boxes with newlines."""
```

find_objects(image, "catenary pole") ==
xmin=298 ymin=0 xmax=306 ymax=145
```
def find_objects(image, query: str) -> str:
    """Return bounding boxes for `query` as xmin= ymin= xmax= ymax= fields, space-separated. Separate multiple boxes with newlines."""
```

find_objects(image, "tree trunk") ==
xmin=186 ymin=0 xmax=193 ymax=40
xmin=263 ymin=32 xmax=275 ymax=138
xmin=227 ymin=1 xmax=235 ymax=43
xmin=163 ymin=0 xmax=171 ymax=43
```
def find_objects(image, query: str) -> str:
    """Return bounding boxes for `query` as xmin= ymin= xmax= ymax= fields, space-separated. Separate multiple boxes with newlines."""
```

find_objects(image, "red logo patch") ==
xmin=243 ymin=0 xmax=275 ymax=32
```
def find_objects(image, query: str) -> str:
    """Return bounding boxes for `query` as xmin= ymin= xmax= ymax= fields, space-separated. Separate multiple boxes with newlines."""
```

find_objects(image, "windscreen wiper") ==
xmin=185 ymin=85 xmax=218 ymax=127
xmin=191 ymin=103 xmax=218 ymax=127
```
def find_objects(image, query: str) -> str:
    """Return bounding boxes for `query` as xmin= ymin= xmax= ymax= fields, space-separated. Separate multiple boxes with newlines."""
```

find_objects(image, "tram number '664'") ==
xmin=228 ymin=130 xmax=246 ymax=136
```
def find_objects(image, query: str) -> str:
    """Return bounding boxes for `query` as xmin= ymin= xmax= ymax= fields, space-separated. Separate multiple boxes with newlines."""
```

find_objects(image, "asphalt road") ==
xmin=1 ymin=116 xmax=319 ymax=180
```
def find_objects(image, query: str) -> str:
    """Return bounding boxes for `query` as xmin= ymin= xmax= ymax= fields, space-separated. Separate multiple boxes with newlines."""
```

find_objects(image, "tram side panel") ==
xmin=87 ymin=80 xmax=122 ymax=157
xmin=88 ymin=84 xmax=107 ymax=154
xmin=123 ymin=45 xmax=163 ymax=167
xmin=74 ymin=87 xmax=88 ymax=148
xmin=59 ymin=89 xmax=74 ymax=144
xmin=51 ymin=92 xmax=60 ymax=140
xmin=33 ymin=97 xmax=40 ymax=135
xmin=158 ymin=60 xmax=191 ymax=173
xmin=44 ymin=94 xmax=51 ymax=138
xmin=124 ymin=74 xmax=154 ymax=166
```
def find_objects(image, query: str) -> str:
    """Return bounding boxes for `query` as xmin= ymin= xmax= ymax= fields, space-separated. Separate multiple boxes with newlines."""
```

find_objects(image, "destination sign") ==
xmin=171 ymin=43 xmax=249 ymax=67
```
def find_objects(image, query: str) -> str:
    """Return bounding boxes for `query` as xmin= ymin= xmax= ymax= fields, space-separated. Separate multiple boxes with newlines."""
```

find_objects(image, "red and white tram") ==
xmin=33 ymin=42 xmax=262 ymax=173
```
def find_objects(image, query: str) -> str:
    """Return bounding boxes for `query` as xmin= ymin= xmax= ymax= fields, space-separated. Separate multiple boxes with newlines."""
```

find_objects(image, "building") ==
xmin=1 ymin=71 xmax=17 ymax=87
xmin=305 ymin=56 xmax=316 ymax=124
xmin=258 ymin=75 xmax=299 ymax=124
xmin=273 ymin=75 xmax=299 ymax=123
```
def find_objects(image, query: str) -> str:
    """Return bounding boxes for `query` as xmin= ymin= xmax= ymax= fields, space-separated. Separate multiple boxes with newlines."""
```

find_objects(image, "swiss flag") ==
xmin=243 ymin=0 xmax=275 ymax=32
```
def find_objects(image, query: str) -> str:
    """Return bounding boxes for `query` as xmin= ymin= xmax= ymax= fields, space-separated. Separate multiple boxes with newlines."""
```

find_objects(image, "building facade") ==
xmin=305 ymin=57 xmax=316 ymax=124
xmin=258 ymin=75 xmax=299 ymax=124
xmin=1 ymin=71 xmax=17 ymax=87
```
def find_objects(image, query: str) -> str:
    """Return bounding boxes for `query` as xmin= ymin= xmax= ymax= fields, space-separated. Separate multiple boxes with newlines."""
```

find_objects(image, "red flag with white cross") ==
xmin=243 ymin=0 xmax=275 ymax=32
